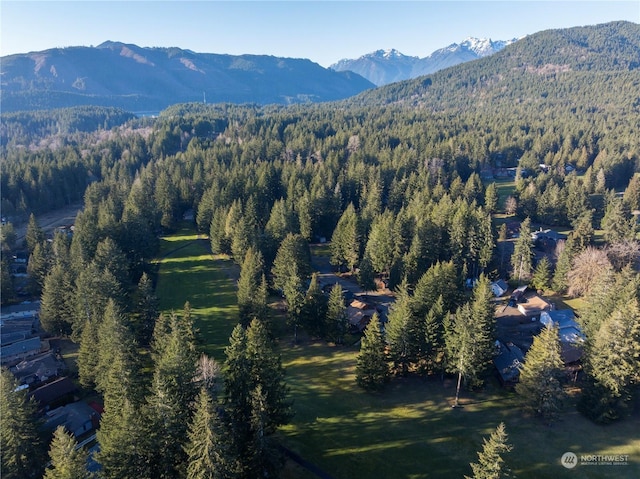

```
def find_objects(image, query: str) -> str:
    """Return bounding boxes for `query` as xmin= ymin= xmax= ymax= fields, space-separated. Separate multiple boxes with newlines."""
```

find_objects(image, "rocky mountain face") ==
xmin=330 ymin=37 xmax=517 ymax=86
xmin=0 ymin=42 xmax=375 ymax=112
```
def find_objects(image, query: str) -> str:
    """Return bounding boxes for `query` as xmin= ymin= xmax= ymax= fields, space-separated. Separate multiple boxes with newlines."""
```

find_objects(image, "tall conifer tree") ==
xmin=0 ymin=368 xmax=45 ymax=479
xmin=386 ymin=281 xmax=421 ymax=375
xmin=326 ymin=283 xmax=348 ymax=344
xmin=44 ymin=426 xmax=92 ymax=479
xmin=465 ymin=423 xmax=512 ymax=479
xmin=302 ymin=272 xmax=328 ymax=337
xmin=579 ymin=301 xmax=640 ymax=422
xmin=511 ymin=217 xmax=533 ymax=283
xmin=184 ymin=388 xmax=234 ymax=479
xmin=237 ymin=248 xmax=268 ymax=327
xmin=147 ymin=309 xmax=199 ymax=477
xmin=40 ymin=263 xmax=75 ymax=335
xmin=356 ymin=313 xmax=389 ymax=390
xmin=516 ymin=325 xmax=566 ymax=422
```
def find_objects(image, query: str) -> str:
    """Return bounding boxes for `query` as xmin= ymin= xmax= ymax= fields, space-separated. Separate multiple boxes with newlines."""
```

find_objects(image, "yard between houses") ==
xmin=155 ymin=225 xmax=640 ymax=479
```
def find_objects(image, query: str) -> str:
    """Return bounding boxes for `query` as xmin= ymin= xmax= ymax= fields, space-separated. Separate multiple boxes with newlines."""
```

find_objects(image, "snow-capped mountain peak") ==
xmin=461 ymin=37 xmax=495 ymax=56
xmin=368 ymin=48 xmax=415 ymax=60
xmin=330 ymin=36 xmax=519 ymax=86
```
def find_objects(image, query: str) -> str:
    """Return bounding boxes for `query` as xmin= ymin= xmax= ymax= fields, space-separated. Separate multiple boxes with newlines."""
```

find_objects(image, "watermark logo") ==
xmin=561 ymin=451 xmax=630 ymax=468
xmin=561 ymin=452 xmax=578 ymax=469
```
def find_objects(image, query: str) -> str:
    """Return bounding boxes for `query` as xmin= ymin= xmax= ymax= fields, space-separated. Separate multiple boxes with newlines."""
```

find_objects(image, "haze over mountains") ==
xmin=330 ymin=37 xmax=518 ymax=86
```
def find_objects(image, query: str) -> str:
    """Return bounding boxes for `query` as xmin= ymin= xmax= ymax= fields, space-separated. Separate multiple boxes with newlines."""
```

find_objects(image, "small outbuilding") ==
xmin=494 ymin=341 xmax=525 ymax=386
xmin=490 ymin=279 xmax=509 ymax=297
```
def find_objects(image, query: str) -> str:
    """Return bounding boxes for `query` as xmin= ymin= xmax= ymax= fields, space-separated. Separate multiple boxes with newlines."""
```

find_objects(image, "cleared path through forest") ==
xmin=13 ymin=203 xmax=83 ymax=242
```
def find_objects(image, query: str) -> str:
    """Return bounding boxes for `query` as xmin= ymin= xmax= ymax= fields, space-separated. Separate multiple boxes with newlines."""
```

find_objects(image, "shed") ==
xmin=490 ymin=280 xmax=508 ymax=297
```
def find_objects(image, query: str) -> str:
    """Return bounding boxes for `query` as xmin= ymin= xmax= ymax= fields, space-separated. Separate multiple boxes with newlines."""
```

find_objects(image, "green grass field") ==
xmin=155 ymin=226 xmax=239 ymax=361
xmin=489 ymin=178 xmax=516 ymax=213
xmin=277 ymin=340 xmax=640 ymax=479
xmin=155 ymin=225 xmax=640 ymax=479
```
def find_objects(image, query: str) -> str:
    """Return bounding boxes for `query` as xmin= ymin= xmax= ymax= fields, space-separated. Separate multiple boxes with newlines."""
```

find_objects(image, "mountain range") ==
xmin=0 ymin=42 xmax=375 ymax=113
xmin=330 ymin=37 xmax=517 ymax=86
xmin=353 ymin=21 xmax=640 ymax=115
xmin=1 ymin=21 xmax=639 ymax=115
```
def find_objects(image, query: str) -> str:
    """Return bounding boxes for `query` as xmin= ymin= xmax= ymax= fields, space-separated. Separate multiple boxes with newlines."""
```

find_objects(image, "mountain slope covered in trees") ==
xmin=353 ymin=21 xmax=640 ymax=111
xmin=0 ymin=41 xmax=374 ymax=112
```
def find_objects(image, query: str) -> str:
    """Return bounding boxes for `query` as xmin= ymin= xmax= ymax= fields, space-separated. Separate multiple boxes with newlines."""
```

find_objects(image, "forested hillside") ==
xmin=0 ymin=42 xmax=374 ymax=112
xmin=2 ymin=21 xmax=640 ymax=479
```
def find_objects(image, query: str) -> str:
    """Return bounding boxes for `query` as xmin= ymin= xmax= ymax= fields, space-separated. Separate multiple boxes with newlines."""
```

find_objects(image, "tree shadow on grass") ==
xmin=279 ymin=341 xmax=640 ymax=479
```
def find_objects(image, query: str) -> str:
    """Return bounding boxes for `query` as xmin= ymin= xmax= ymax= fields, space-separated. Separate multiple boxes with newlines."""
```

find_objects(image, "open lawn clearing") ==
xmin=155 ymin=229 xmax=238 ymax=362
xmin=154 ymin=226 xmax=640 ymax=479
xmin=277 ymin=339 xmax=640 ymax=479
xmin=489 ymin=179 xmax=516 ymax=213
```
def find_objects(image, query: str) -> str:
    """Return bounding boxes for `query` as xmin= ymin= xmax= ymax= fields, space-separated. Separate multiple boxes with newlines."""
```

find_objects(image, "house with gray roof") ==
xmin=1 ymin=336 xmax=41 ymax=364
xmin=44 ymin=401 xmax=98 ymax=438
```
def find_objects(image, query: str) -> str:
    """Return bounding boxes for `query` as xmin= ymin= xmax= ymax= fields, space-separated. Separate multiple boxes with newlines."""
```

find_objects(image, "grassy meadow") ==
xmin=155 ymin=226 xmax=239 ymax=361
xmin=155 ymin=225 xmax=640 ymax=479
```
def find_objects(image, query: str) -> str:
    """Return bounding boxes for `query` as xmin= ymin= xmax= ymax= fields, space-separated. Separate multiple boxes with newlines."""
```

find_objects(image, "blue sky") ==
xmin=2 ymin=1 xmax=638 ymax=67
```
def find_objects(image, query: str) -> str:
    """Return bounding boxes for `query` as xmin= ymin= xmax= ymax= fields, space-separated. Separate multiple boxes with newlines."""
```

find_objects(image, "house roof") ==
xmin=560 ymin=342 xmax=583 ymax=364
xmin=1 ymin=330 xmax=31 ymax=346
xmin=494 ymin=341 xmax=525 ymax=384
xmin=531 ymin=229 xmax=567 ymax=242
xmin=347 ymin=307 xmax=376 ymax=332
xmin=540 ymin=309 xmax=574 ymax=325
xmin=0 ymin=301 xmax=40 ymax=316
xmin=349 ymin=299 xmax=371 ymax=310
xmin=29 ymin=377 xmax=77 ymax=406
xmin=10 ymin=352 xmax=62 ymax=383
xmin=516 ymin=295 xmax=551 ymax=316
xmin=45 ymin=401 xmax=97 ymax=437
xmin=1 ymin=337 xmax=41 ymax=361
xmin=540 ymin=310 xmax=585 ymax=343
xmin=493 ymin=279 xmax=508 ymax=290
xmin=510 ymin=285 xmax=528 ymax=301
xmin=491 ymin=280 xmax=508 ymax=297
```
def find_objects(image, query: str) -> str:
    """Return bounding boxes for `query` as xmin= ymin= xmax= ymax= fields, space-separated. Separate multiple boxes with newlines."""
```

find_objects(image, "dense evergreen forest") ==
xmin=2 ymin=20 xmax=640 ymax=479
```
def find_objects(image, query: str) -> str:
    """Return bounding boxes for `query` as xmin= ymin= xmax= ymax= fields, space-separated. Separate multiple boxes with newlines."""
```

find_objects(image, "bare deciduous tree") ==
xmin=567 ymin=246 xmax=612 ymax=297
xmin=504 ymin=196 xmax=518 ymax=215
xmin=195 ymin=353 xmax=221 ymax=395
xmin=606 ymin=240 xmax=640 ymax=271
